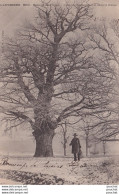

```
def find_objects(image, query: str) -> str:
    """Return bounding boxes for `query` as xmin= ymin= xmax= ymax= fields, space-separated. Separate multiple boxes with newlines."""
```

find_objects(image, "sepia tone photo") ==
xmin=0 ymin=0 xmax=119 ymax=185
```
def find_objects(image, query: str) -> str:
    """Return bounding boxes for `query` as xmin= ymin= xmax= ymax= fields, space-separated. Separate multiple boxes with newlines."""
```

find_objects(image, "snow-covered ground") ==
xmin=0 ymin=155 xmax=119 ymax=185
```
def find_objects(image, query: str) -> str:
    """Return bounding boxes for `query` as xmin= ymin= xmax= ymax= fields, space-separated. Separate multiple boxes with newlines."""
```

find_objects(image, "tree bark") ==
xmin=32 ymin=87 xmax=56 ymax=157
xmin=86 ymin=135 xmax=88 ymax=157
xmin=64 ymin=143 xmax=66 ymax=156
xmin=34 ymin=130 xmax=54 ymax=157
xmin=102 ymin=141 xmax=106 ymax=156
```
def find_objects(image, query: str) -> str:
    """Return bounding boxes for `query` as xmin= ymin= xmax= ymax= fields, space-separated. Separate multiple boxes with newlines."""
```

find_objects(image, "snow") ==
xmin=0 ymin=155 xmax=119 ymax=185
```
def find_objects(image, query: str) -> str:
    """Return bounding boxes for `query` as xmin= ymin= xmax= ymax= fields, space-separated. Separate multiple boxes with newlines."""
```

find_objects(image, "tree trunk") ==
xmin=63 ymin=121 xmax=67 ymax=156
xmin=64 ymin=144 xmax=66 ymax=156
xmin=33 ymin=91 xmax=56 ymax=157
xmin=34 ymin=131 xmax=54 ymax=157
xmin=102 ymin=141 xmax=106 ymax=156
xmin=86 ymin=135 xmax=88 ymax=157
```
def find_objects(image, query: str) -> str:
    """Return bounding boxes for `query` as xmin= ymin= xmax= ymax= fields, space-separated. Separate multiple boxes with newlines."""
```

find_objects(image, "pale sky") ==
xmin=0 ymin=0 xmax=119 ymax=37
xmin=0 ymin=0 xmax=119 ymax=29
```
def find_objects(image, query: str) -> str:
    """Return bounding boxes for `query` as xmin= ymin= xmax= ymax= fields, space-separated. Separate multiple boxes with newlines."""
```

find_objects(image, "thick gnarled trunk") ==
xmin=32 ymin=116 xmax=56 ymax=157
xmin=33 ymin=85 xmax=56 ymax=157
xmin=34 ymin=131 xmax=54 ymax=157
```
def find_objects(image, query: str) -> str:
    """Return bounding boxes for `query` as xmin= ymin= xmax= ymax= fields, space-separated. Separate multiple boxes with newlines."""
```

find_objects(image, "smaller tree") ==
xmin=81 ymin=115 xmax=92 ymax=157
xmin=60 ymin=120 xmax=69 ymax=156
xmin=102 ymin=140 xmax=106 ymax=156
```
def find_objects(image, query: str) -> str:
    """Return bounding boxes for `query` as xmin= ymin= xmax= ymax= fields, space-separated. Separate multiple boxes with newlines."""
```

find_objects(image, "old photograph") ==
xmin=0 ymin=0 xmax=119 ymax=185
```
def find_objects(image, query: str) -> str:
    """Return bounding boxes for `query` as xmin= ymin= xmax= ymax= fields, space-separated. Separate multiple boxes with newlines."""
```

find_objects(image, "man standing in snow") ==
xmin=69 ymin=133 xmax=81 ymax=161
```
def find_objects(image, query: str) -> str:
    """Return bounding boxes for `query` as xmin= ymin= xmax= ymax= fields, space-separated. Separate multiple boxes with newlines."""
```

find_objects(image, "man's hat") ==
xmin=73 ymin=133 xmax=78 ymax=136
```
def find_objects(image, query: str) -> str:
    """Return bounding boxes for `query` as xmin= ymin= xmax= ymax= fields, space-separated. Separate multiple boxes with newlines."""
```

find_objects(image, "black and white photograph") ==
xmin=0 ymin=0 xmax=119 ymax=188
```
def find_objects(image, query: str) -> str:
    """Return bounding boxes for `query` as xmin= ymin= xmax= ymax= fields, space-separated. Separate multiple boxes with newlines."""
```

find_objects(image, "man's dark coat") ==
xmin=70 ymin=137 xmax=81 ymax=153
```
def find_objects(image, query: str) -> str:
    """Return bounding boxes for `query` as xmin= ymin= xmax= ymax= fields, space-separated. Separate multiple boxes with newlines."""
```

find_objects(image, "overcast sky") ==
xmin=0 ymin=0 xmax=119 ymax=35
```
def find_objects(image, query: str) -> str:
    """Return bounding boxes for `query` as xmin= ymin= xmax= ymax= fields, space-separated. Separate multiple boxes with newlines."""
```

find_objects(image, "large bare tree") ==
xmin=0 ymin=3 xmax=115 ymax=157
